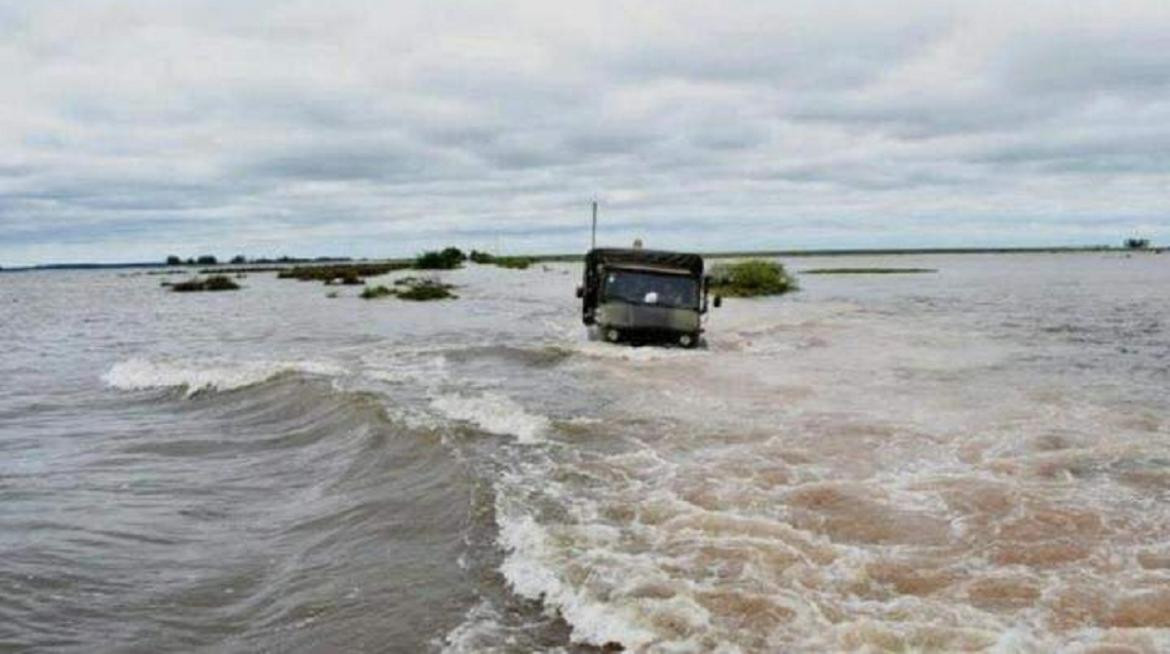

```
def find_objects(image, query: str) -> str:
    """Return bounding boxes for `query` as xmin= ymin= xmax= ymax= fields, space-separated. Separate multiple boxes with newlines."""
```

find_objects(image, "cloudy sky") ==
xmin=2 ymin=0 xmax=1169 ymax=265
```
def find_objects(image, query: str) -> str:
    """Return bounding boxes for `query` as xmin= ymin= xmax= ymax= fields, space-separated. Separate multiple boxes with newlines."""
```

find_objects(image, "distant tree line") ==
xmin=165 ymin=254 xmax=353 ymax=266
xmin=413 ymin=247 xmax=533 ymax=270
xmin=166 ymin=255 xmax=218 ymax=265
xmin=166 ymin=247 xmax=527 ymax=270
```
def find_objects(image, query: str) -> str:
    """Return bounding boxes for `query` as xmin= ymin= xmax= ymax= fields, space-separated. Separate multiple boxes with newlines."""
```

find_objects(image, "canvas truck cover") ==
xmin=584 ymin=248 xmax=704 ymax=276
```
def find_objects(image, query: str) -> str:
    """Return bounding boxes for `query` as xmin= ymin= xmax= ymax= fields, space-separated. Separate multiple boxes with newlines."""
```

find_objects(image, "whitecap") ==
xmin=102 ymin=358 xmax=345 ymax=396
xmin=495 ymin=512 xmax=662 ymax=650
xmin=430 ymin=392 xmax=550 ymax=443
xmin=363 ymin=354 xmax=450 ymax=387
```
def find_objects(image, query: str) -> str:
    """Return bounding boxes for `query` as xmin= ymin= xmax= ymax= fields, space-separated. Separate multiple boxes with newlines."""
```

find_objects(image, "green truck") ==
xmin=577 ymin=248 xmax=720 ymax=348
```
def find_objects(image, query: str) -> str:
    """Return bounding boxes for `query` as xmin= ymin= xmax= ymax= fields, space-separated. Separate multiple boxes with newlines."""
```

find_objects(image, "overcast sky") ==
xmin=2 ymin=0 xmax=1169 ymax=265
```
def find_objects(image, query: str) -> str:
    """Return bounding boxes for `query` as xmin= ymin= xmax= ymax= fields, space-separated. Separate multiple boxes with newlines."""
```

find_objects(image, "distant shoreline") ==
xmin=520 ymin=244 xmax=1165 ymax=263
xmin=543 ymin=245 xmax=1165 ymax=261
xmin=1 ymin=245 xmax=1162 ymax=272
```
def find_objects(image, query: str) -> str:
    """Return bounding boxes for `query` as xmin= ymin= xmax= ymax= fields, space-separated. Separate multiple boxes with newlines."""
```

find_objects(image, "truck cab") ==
xmin=577 ymin=248 xmax=718 ymax=348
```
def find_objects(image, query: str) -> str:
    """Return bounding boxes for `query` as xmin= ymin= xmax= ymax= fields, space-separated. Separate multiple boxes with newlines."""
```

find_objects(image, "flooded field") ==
xmin=1 ymin=253 xmax=1167 ymax=652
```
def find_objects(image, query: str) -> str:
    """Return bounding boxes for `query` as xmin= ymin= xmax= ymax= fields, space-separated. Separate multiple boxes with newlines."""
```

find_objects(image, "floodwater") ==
xmin=1 ymin=253 xmax=1167 ymax=653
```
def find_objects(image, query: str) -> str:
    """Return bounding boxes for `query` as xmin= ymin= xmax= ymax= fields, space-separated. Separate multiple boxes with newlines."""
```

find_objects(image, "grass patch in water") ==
xmin=199 ymin=266 xmax=287 ymax=274
xmin=278 ymin=262 xmax=410 ymax=283
xmin=803 ymin=267 xmax=937 ymax=275
xmin=708 ymin=260 xmax=797 ymax=297
xmin=493 ymin=256 xmax=532 ymax=269
xmin=361 ymin=277 xmax=457 ymax=301
xmin=468 ymin=250 xmax=532 ymax=269
xmin=397 ymin=278 xmax=457 ymax=301
xmin=360 ymin=285 xmax=395 ymax=300
xmin=169 ymin=275 xmax=241 ymax=292
xmin=326 ymin=272 xmax=364 ymax=285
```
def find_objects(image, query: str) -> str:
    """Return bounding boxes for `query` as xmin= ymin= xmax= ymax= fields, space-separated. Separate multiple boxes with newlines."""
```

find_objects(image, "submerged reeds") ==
xmin=360 ymin=285 xmax=395 ymax=300
xmin=361 ymin=277 xmax=456 ymax=301
xmin=277 ymin=262 xmax=411 ymax=284
xmin=397 ymin=280 xmax=457 ymax=300
xmin=469 ymin=250 xmax=532 ymax=269
xmin=169 ymin=275 xmax=241 ymax=292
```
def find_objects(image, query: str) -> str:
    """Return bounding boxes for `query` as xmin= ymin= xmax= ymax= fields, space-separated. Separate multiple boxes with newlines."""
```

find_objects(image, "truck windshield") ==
xmin=602 ymin=269 xmax=699 ymax=309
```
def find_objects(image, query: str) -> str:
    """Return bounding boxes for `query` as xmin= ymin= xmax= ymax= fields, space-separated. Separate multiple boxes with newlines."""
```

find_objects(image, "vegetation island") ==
xmin=144 ymin=236 xmax=1163 ymax=300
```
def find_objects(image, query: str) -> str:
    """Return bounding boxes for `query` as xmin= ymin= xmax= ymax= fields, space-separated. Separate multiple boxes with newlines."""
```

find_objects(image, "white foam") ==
xmin=495 ymin=512 xmax=661 ymax=650
xmin=430 ymin=392 xmax=550 ymax=444
xmin=363 ymin=354 xmax=449 ymax=387
xmin=573 ymin=340 xmax=707 ymax=362
xmin=440 ymin=600 xmax=507 ymax=654
xmin=989 ymin=627 xmax=1045 ymax=654
xmin=102 ymin=358 xmax=345 ymax=396
xmin=384 ymin=406 xmax=444 ymax=432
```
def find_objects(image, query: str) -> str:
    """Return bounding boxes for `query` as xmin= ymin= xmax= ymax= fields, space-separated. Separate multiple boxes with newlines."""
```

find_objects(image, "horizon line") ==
xmin=2 ymin=243 xmax=1164 ymax=272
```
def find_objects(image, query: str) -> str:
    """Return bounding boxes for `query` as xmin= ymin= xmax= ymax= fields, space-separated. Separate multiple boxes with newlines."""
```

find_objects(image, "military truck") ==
xmin=576 ymin=248 xmax=720 ymax=348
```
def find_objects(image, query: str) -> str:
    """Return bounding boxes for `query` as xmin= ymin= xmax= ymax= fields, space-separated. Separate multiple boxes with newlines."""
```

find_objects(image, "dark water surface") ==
xmin=1 ymin=254 xmax=1167 ymax=652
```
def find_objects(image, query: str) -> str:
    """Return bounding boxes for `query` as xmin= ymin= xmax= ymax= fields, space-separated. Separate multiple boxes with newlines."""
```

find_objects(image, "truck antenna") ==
xmin=591 ymin=200 xmax=598 ymax=250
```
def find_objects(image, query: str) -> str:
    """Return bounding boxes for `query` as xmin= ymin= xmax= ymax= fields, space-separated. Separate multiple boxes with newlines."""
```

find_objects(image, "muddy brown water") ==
xmin=1 ymin=253 xmax=1167 ymax=652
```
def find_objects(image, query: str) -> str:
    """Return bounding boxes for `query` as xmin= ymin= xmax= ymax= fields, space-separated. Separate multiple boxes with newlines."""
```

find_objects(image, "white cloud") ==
xmin=1 ymin=0 xmax=1169 ymax=265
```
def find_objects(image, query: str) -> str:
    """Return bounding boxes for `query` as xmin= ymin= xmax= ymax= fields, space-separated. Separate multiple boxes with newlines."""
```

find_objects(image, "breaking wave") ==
xmin=495 ymin=510 xmax=666 ymax=650
xmin=430 ymin=392 xmax=551 ymax=444
xmin=102 ymin=358 xmax=346 ymax=396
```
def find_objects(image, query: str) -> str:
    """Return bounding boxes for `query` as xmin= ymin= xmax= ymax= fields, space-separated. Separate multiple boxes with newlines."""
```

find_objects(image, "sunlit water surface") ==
xmin=1 ymin=253 xmax=1167 ymax=653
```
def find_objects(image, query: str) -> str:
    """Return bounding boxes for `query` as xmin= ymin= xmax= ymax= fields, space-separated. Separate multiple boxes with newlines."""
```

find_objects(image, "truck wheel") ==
xmin=604 ymin=328 xmax=621 ymax=343
xmin=678 ymin=333 xmax=697 ymax=348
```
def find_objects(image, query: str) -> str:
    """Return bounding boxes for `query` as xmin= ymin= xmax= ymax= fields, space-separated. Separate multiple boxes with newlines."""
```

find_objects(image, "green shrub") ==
xmin=360 ymin=285 xmax=395 ymax=300
xmin=414 ymin=248 xmax=465 ymax=270
xmin=361 ymin=277 xmax=456 ymax=301
xmin=708 ymin=260 xmax=796 ymax=297
xmin=203 ymin=275 xmax=241 ymax=291
xmin=397 ymin=280 xmax=456 ymax=301
xmin=170 ymin=275 xmax=241 ymax=292
xmin=469 ymin=250 xmax=495 ymax=264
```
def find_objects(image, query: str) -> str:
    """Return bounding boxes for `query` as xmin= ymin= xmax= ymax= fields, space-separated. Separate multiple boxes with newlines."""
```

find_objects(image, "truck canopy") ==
xmin=584 ymin=248 xmax=704 ymax=277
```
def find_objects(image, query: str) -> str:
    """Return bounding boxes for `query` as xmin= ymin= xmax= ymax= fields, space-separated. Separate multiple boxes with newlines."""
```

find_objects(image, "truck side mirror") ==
xmin=576 ymin=285 xmax=584 ymax=298
xmin=713 ymin=296 xmax=722 ymax=308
